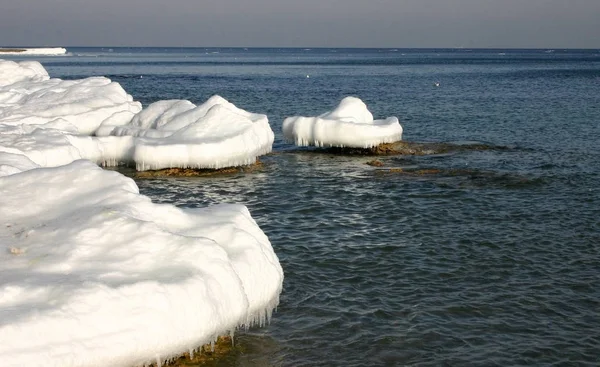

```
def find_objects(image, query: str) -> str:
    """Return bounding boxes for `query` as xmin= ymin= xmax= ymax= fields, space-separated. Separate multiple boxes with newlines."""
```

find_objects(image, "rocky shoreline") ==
xmin=130 ymin=160 xmax=264 ymax=178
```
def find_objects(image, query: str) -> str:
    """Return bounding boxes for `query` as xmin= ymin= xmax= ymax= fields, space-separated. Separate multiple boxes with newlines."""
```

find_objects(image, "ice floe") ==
xmin=282 ymin=96 xmax=403 ymax=148
xmin=0 ymin=59 xmax=283 ymax=366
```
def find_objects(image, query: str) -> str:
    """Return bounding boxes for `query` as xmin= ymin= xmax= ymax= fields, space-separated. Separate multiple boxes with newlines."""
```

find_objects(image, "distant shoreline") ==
xmin=0 ymin=47 xmax=67 ymax=55
xmin=2 ymin=46 xmax=598 ymax=51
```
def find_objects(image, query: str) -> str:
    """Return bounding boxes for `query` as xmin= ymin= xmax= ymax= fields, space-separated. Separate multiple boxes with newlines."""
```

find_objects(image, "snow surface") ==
xmin=0 ymin=60 xmax=142 ymax=135
xmin=282 ymin=96 xmax=403 ymax=148
xmin=0 ymin=47 xmax=67 ymax=55
xmin=0 ymin=59 xmax=49 ymax=86
xmin=0 ymin=60 xmax=284 ymax=366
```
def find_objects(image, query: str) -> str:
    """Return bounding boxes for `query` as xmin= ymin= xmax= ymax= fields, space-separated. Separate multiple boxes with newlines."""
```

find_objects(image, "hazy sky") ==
xmin=1 ymin=0 xmax=599 ymax=48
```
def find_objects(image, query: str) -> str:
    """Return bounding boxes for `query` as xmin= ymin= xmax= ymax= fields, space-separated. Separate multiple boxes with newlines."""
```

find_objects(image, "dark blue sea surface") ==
xmin=25 ymin=48 xmax=600 ymax=365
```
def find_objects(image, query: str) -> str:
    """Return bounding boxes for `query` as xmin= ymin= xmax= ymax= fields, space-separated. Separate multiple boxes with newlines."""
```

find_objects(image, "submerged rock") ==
xmin=373 ymin=166 xmax=543 ymax=189
xmin=366 ymin=159 xmax=385 ymax=167
xmin=133 ymin=160 xmax=264 ymax=178
xmin=377 ymin=167 xmax=444 ymax=175
xmin=326 ymin=141 xmax=513 ymax=156
xmin=159 ymin=336 xmax=237 ymax=366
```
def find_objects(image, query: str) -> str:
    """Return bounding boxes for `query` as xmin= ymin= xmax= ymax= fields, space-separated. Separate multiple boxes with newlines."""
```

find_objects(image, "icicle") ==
xmin=189 ymin=348 xmax=194 ymax=360
xmin=210 ymin=340 xmax=215 ymax=352
xmin=230 ymin=329 xmax=235 ymax=347
xmin=155 ymin=355 xmax=162 ymax=367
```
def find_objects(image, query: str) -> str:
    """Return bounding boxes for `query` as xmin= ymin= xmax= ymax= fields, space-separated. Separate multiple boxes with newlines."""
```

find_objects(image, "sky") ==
xmin=0 ymin=0 xmax=599 ymax=48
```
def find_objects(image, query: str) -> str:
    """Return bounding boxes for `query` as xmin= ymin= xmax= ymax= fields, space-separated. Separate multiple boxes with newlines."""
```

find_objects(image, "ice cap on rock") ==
xmin=282 ymin=96 xmax=403 ymax=149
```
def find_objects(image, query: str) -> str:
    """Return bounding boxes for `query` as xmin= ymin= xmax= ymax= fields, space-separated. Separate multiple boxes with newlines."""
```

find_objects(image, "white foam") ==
xmin=282 ymin=96 xmax=403 ymax=148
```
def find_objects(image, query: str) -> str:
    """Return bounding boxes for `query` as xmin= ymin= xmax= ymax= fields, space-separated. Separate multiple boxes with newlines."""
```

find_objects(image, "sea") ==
xmin=15 ymin=48 xmax=600 ymax=366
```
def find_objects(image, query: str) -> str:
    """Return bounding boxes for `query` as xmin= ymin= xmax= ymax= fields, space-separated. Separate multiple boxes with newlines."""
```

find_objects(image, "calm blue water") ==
xmin=18 ymin=48 xmax=600 ymax=365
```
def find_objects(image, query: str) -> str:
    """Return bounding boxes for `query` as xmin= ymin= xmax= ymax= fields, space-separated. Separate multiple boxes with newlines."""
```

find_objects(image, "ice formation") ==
xmin=0 ymin=59 xmax=49 ymax=86
xmin=282 ymin=96 xmax=403 ymax=148
xmin=100 ymin=96 xmax=274 ymax=171
xmin=0 ymin=60 xmax=284 ymax=366
xmin=0 ymin=60 xmax=141 ymax=135
xmin=0 ymin=60 xmax=273 ymax=171
xmin=0 ymin=47 xmax=67 ymax=55
xmin=0 ymin=161 xmax=283 ymax=367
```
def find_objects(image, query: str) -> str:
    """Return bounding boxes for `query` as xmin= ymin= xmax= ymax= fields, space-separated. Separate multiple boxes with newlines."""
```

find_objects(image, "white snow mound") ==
xmin=101 ymin=95 xmax=275 ymax=171
xmin=0 ymin=59 xmax=49 ymax=87
xmin=0 ymin=160 xmax=283 ymax=367
xmin=282 ymin=96 xmax=403 ymax=148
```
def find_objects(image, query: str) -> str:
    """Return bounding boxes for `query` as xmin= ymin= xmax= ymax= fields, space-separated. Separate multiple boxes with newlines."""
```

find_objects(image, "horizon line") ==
xmin=3 ymin=45 xmax=600 ymax=51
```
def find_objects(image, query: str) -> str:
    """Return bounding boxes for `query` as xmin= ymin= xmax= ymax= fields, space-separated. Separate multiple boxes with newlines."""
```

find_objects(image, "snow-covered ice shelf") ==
xmin=0 ymin=60 xmax=142 ymax=135
xmin=0 ymin=47 xmax=67 ymax=55
xmin=282 ymin=96 xmax=403 ymax=148
xmin=0 ymin=59 xmax=284 ymax=367
xmin=0 ymin=161 xmax=283 ymax=367
xmin=0 ymin=59 xmax=273 ymax=171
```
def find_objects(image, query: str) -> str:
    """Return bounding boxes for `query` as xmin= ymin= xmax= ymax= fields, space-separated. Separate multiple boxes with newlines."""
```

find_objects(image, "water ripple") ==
xmin=130 ymin=140 xmax=600 ymax=366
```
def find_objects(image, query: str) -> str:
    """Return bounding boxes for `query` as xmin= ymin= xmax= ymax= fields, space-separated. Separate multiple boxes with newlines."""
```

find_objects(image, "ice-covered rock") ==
xmin=0 ymin=160 xmax=283 ymax=367
xmin=101 ymin=95 xmax=274 ymax=171
xmin=282 ymin=96 xmax=403 ymax=148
